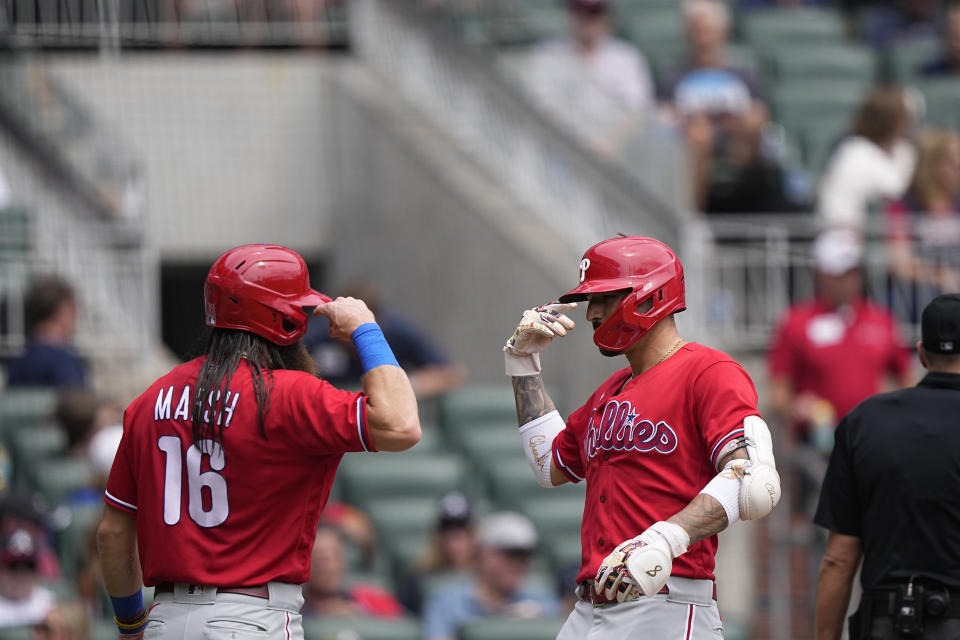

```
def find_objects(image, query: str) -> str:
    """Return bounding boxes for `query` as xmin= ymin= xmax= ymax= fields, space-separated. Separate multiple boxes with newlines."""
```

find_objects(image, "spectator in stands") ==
xmin=519 ymin=0 xmax=656 ymax=154
xmin=922 ymin=3 xmax=960 ymax=76
xmin=667 ymin=0 xmax=795 ymax=213
xmin=738 ymin=0 xmax=827 ymax=7
xmin=304 ymin=279 xmax=467 ymax=398
xmin=31 ymin=600 xmax=89 ymax=640
xmin=54 ymin=390 xmax=121 ymax=459
xmin=399 ymin=491 xmax=477 ymax=614
xmin=422 ymin=511 xmax=557 ymax=640
xmin=864 ymin=0 xmax=944 ymax=49
xmin=886 ymin=128 xmax=960 ymax=313
xmin=0 ymin=528 xmax=55 ymax=628
xmin=5 ymin=277 xmax=86 ymax=389
xmin=817 ymin=86 xmax=917 ymax=230
xmin=768 ymin=229 xmax=912 ymax=510
xmin=302 ymin=524 xmax=405 ymax=619
xmin=318 ymin=500 xmax=378 ymax=571
xmin=0 ymin=491 xmax=60 ymax=581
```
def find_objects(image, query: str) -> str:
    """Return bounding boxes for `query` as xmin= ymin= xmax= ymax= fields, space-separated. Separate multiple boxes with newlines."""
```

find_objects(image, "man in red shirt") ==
xmin=502 ymin=236 xmax=781 ymax=638
xmin=769 ymin=229 xmax=912 ymax=456
xmin=96 ymin=245 xmax=421 ymax=639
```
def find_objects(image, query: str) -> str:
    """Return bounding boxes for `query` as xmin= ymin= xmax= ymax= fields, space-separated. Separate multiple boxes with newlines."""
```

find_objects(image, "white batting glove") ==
xmin=595 ymin=521 xmax=690 ymax=602
xmin=503 ymin=302 xmax=576 ymax=376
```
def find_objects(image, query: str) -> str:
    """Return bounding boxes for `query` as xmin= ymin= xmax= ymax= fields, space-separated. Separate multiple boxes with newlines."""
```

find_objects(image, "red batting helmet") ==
xmin=558 ymin=236 xmax=685 ymax=353
xmin=204 ymin=244 xmax=331 ymax=346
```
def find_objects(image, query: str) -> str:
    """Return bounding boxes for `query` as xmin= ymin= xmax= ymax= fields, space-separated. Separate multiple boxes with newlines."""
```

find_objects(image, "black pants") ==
xmin=851 ymin=610 xmax=960 ymax=639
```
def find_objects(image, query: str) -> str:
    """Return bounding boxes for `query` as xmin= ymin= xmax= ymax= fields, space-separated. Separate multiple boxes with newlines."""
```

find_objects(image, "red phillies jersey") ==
xmin=768 ymin=298 xmax=910 ymax=429
xmin=105 ymin=357 xmax=374 ymax=587
xmin=552 ymin=343 xmax=759 ymax=584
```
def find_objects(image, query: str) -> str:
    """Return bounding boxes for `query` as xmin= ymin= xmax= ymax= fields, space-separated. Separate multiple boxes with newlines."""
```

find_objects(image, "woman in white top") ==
xmin=817 ymin=86 xmax=917 ymax=230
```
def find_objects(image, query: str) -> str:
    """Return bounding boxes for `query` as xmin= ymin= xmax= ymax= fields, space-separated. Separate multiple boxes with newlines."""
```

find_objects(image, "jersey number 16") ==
xmin=157 ymin=435 xmax=229 ymax=528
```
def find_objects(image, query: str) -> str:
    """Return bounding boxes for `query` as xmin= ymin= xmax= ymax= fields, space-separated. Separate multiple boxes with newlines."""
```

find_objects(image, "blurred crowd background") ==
xmin=0 ymin=0 xmax=958 ymax=637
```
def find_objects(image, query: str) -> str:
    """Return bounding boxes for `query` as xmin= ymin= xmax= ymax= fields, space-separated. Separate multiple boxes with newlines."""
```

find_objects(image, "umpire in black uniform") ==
xmin=814 ymin=293 xmax=960 ymax=640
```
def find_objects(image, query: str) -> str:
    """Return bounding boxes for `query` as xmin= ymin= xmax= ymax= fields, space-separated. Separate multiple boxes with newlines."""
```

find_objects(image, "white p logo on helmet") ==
xmin=579 ymin=258 xmax=591 ymax=283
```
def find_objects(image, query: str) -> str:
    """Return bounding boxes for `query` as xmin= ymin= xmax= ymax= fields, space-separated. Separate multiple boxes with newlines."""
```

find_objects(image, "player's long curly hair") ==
xmin=191 ymin=327 xmax=316 ymax=453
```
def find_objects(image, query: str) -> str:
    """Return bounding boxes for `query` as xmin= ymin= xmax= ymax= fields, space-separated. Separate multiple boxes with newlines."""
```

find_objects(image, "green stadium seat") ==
xmin=484 ymin=457 xmax=584 ymax=509
xmin=914 ymin=78 xmax=960 ymax=130
xmin=56 ymin=502 xmax=101 ymax=580
xmin=800 ymin=120 xmax=849 ymax=174
xmin=407 ymin=424 xmax=445 ymax=456
xmin=543 ymin=532 xmax=583 ymax=574
xmin=519 ymin=494 xmax=583 ymax=540
xmin=366 ymin=496 xmax=439 ymax=538
xmin=771 ymin=79 xmax=868 ymax=130
xmin=741 ymin=8 xmax=846 ymax=52
xmin=28 ymin=457 xmax=94 ymax=505
xmin=303 ymin=616 xmax=421 ymax=640
xmin=620 ymin=10 xmax=685 ymax=61
xmin=769 ymin=43 xmax=877 ymax=82
xmin=0 ymin=627 xmax=33 ymax=640
xmin=0 ymin=388 xmax=58 ymax=430
xmin=457 ymin=617 xmax=566 ymax=640
xmin=458 ymin=421 xmax=520 ymax=459
xmin=9 ymin=423 xmax=66 ymax=486
xmin=438 ymin=385 xmax=517 ymax=432
xmin=885 ymin=37 xmax=942 ymax=82
xmin=337 ymin=454 xmax=469 ymax=507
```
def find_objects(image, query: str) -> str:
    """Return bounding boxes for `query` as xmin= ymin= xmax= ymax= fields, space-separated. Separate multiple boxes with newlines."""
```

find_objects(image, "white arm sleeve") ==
xmin=518 ymin=410 xmax=565 ymax=488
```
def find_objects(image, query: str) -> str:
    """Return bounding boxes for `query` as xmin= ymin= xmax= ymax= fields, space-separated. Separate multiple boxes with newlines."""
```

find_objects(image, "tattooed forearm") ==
xmin=717 ymin=446 xmax=749 ymax=471
xmin=511 ymin=375 xmax=557 ymax=425
xmin=668 ymin=494 xmax=730 ymax=545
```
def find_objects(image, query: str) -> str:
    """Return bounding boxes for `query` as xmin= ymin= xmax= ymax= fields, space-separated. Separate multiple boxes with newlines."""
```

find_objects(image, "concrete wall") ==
xmin=48 ymin=54 xmax=338 ymax=262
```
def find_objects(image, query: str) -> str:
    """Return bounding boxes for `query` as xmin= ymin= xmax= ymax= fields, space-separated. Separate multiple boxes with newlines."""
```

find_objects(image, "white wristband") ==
xmin=504 ymin=351 xmax=541 ymax=376
xmin=648 ymin=521 xmax=690 ymax=557
xmin=699 ymin=461 xmax=741 ymax=526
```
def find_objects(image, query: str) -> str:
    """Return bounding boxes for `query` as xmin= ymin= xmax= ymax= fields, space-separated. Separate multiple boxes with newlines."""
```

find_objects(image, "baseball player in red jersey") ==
xmin=96 ymin=245 xmax=421 ymax=639
xmin=503 ymin=236 xmax=781 ymax=638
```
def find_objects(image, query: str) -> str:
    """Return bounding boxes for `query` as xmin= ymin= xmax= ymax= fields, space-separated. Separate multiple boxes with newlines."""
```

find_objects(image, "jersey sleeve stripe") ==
xmin=710 ymin=428 xmax=745 ymax=467
xmin=356 ymin=396 xmax=375 ymax=452
xmin=104 ymin=490 xmax=137 ymax=513
xmin=552 ymin=439 xmax=583 ymax=483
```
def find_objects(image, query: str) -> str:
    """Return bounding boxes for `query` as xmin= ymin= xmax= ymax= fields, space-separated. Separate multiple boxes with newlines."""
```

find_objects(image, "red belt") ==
xmin=154 ymin=583 xmax=269 ymax=599
xmin=577 ymin=581 xmax=717 ymax=607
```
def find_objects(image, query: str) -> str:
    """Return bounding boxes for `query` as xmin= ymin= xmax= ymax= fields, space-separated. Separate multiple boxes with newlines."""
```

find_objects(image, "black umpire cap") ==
xmin=922 ymin=293 xmax=960 ymax=354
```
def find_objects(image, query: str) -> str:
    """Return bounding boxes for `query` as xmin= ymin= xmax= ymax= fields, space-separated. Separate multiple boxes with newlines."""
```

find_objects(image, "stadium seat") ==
xmin=741 ymin=8 xmax=847 ymax=53
xmin=800 ymin=119 xmax=849 ymax=174
xmin=519 ymin=493 xmax=584 ymax=540
xmin=438 ymin=385 xmax=518 ymax=432
xmin=769 ymin=43 xmax=877 ymax=83
xmin=914 ymin=78 xmax=960 ymax=130
xmin=620 ymin=9 xmax=685 ymax=65
xmin=28 ymin=457 xmax=94 ymax=505
xmin=337 ymin=453 xmax=469 ymax=507
xmin=9 ymin=423 xmax=66 ymax=487
xmin=884 ymin=37 xmax=941 ymax=83
xmin=543 ymin=532 xmax=583 ymax=575
xmin=366 ymin=496 xmax=439 ymax=538
xmin=0 ymin=627 xmax=33 ymax=640
xmin=55 ymin=502 xmax=101 ymax=581
xmin=458 ymin=420 xmax=520 ymax=459
xmin=457 ymin=617 xmax=566 ymax=640
xmin=484 ymin=456 xmax=584 ymax=509
xmin=0 ymin=388 xmax=58 ymax=430
xmin=771 ymin=79 xmax=869 ymax=131
xmin=303 ymin=616 xmax=421 ymax=640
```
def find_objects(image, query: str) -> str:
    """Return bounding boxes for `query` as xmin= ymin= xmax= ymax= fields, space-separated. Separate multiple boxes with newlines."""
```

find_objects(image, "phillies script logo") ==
xmin=583 ymin=400 xmax=678 ymax=461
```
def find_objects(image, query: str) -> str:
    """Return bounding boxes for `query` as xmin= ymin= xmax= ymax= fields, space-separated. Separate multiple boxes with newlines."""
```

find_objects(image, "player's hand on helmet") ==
xmin=503 ymin=302 xmax=576 ymax=376
xmin=595 ymin=521 xmax=690 ymax=601
xmin=313 ymin=297 xmax=376 ymax=341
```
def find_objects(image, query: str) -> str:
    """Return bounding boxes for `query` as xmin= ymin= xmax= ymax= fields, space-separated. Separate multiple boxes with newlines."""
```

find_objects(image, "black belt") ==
xmin=862 ymin=589 xmax=960 ymax=617
xmin=155 ymin=583 xmax=270 ymax=599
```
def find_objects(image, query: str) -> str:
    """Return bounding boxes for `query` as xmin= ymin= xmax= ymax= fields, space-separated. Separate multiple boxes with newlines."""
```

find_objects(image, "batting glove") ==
xmin=504 ymin=302 xmax=576 ymax=376
xmin=595 ymin=521 xmax=690 ymax=601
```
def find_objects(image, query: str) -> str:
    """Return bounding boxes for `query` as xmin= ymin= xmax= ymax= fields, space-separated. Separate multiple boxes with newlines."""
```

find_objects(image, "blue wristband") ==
xmin=352 ymin=323 xmax=400 ymax=372
xmin=111 ymin=590 xmax=145 ymax=621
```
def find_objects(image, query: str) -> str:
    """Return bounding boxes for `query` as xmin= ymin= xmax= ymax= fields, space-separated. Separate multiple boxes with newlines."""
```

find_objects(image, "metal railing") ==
xmin=351 ymin=0 xmax=690 ymax=252
xmin=0 ymin=56 xmax=159 ymax=384
xmin=0 ymin=0 xmax=349 ymax=49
